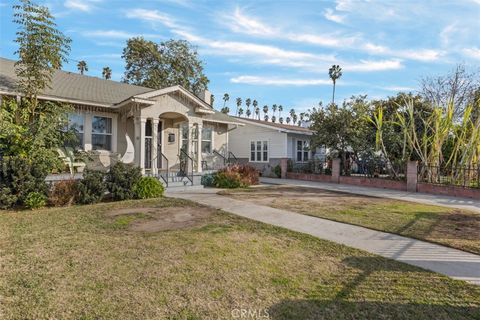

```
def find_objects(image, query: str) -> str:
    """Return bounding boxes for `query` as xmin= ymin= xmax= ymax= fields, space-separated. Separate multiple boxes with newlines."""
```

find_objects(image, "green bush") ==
xmin=48 ymin=179 xmax=78 ymax=206
xmin=76 ymin=169 xmax=106 ymax=204
xmin=201 ymin=173 xmax=215 ymax=187
xmin=24 ymin=192 xmax=47 ymax=209
xmin=133 ymin=177 xmax=164 ymax=199
xmin=214 ymin=171 xmax=243 ymax=188
xmin=273 ymin=164 xmax=281 ymax=178
xmin=0 ymin=156 xmax=49 ymax=209
xmin=106 ymin=162 xmax=142 ymax=201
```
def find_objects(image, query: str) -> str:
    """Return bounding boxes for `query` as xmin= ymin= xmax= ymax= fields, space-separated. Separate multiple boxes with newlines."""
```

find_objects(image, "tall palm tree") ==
xmin=238 ymin=107 xmax=244 ymax=117
xmin=245 ymin=98 xmax=251 ymax=118
xmin=255 ymin=107 xmax=260 ymax=120
xmin=264 ymin=114 xmax=269 ymax=121
xmin=286 ymin=117 xmax=291 ymax=124
xmin=236 ymin=98 xmax=242 ymax=116
xmin=328 ymin=64 xmax=342 ymax=104
xmin=222 ymin=93 xmax=230 ymax=111
xmin=272 ymin=104 xmax=277 ymax=119
xmin=262 ymin=105 xmax=268 ymax=120
xmin=221 ymin=107 xmax=230 ymax=114
xmin=252 ymin=100 xmax=258 ymax=118
xmin=271 ymin=115 xmax=277 ymax=123
xmin=293 ymin=113 xmax=298 ymax=125
xmin=102 ymin=66 xmax=112 ymax=80
xmin=77 ymin=60 xmax=88 ymax=75
xmin=278 ymin=105 xmax=283 ymax=118
xmin=289 ymin=108 xmax=296 ymax=120
xmin=279 ymin=117 xmax=284 ymax=124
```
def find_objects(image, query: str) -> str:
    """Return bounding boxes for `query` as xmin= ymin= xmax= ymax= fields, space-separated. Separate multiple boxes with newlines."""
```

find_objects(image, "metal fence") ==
xmin=289 ymin=159 xmax=332 ymax=175
xmin=342 ymin=159 xmax=406 ymax=181
xmin=418 ymin=164 xmax=480 ymax=189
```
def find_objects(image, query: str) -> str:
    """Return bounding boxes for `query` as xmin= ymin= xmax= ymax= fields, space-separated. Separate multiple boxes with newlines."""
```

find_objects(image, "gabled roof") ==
xmin=0 ymin=57 xmax=152 ymax=105
xmin=234 ymin=117 xmax=313 ymax=135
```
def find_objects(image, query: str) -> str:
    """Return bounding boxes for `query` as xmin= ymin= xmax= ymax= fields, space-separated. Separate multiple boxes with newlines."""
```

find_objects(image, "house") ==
xmin=228 ymin=117 xmax=323 ymax=176
xmin=0 ymin=57 xmax=243 ymax=184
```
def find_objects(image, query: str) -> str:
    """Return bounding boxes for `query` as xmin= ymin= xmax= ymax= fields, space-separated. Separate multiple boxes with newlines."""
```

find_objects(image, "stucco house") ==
xmin=228 ymin=117 xmax=322 ymax=176
xmin=0 ymin=57 xmax=243 ymax=185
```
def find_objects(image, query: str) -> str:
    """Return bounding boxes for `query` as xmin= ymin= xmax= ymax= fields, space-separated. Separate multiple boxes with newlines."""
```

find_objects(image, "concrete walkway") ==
xmin=261 ymin=177 xmax=480 ymax=214
xmin=167 ymin=187 xmax=480 ymax=285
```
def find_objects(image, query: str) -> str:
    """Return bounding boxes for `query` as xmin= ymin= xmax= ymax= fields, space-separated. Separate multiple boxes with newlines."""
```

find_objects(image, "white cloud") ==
xmin=231 ymin=75 xmax=332 ymax=86
xmin=362 ymin=43 xmax=443 ymax=62
xmin=126 ymin=8 xmax=182 ymax=30
xmin=64 ymin=0 xmax=97 ymax=12
xmin=440 ymin=23 xmax=457 ymax=46
xmin=380 ymin=85 xmax=416 ymax=92
xmin=344 ymin=59 xmax=403 ymax=72
xmin=229 ymin=7 xmax=276 ymax=36
xmin=324 ymin=8 xmax=345 ymax=24
xmin=463 ymin=47 xmax=480 ymax=60
xmin=81 ymin=29 xmax=162 ymax=40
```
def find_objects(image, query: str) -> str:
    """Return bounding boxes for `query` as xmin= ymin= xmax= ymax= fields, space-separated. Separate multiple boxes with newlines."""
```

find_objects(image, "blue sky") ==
xmin=1 ymin=0 xmax=479 ymax=113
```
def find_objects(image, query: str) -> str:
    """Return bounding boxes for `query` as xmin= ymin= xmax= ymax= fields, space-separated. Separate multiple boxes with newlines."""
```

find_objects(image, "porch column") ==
xmin=134 ymin=117 xmax=146 ymax=173
xmin=152 ymin=118 xmax=159 ymax=175
xmin=197 ymin=122 xmax=203 ymax=173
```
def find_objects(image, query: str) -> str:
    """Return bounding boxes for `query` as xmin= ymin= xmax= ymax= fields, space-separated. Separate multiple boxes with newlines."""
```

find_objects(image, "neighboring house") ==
xmin=228 ymin=117 xmax=323 ymax=176
xmin=0 ymin=57 xmax=243 ymax=179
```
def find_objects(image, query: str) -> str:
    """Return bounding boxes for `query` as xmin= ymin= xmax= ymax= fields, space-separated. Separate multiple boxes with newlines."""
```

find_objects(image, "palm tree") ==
xmin=245 ymin=98 xmax=251 ymax=118
xmin=262 ymin=105 xmax=268 ymax=120
xmin=236 ymin=98 xmax=242 ymax=116
xmin=102 ymin=66 xmax=112 ymax=80
xmin=238 ymin=107 xmax=244 ymax=117
xmin=289 ymin=108 xmax=295 ymax=119
xmin=328 ymin=64 xmax=342 ymax=104
xmin=293 ymin=113 xmax=298 ymax=125
xmin=271 ymin=115 xmax=277 ymax=123
xmin=264 ymin=114 xmax=269 ymax=121
xmin=252 ymin=100 xmax=258 ymax=118
xmin=255 ymin=107 xmax=260 ymax=120
xmin=272 ymin=104 xmax=277 ymax=119
xmin=246 ymin=108 xmax=251 ymax=118
xmin=279 ymin=117 xmax=284 ymax=124
xmin=222 ymin=93 xmax=230 ymax=111
xmin=286 ymin=117 xmax=291 ymax=124
xmin=77 ymin=60 xmax=88 ymax=75
xmin=221 ymin=107 xmax=230 ymax=114
xmin=278 ymin=105 xmax=283 ymax=118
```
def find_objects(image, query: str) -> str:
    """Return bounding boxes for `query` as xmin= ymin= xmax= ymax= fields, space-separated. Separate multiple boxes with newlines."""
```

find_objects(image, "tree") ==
xmin=272 ymin=104 xmax=277 ymax=119
xmin=279 ymin=117 xmax=284 ymax=124
xmin=253 ymin=100 xmax=258 ymax=118
xmin=236 ymin=97 xmax=242 ymax=116
xmin=77 ymin=60 xmax=88 ymax=74
xmin=292 ymin=113 xmax=298 ymax=125
xmin=271 ymin=115 xmax=276 ymax=123
xmin=222 ymin=93 xmax=229 ymax=111
xmin=264 ymin=114 xmax=269 ymax=121
xmin=102 ymin=66 xmax=112 ymax=80
xmin=262 ymin=105 xmax=268 ymax=120
xmin=246 ymin=108 xmax=251 ymax=118
xmin=278 ymin=105 xmax=283 ymax=118
xmin=245 ymin=98 xmax=251 ymax=118
xmin=238 ymin=107 xmax=244 ymax=117
xmin=255 ymin=107 xmax=260 ymax=120
xmin=122 ymin=37 xmax=209 ymax=95
xmin=286 ymin=116 xmax=291 ymax=124
xmin=220 ymin=107 xmax=230 ymax=114
xmin=13 ymin=0 xmax=71 ymax=108
xmin=329 ymin=64 xmax=342 ymax=104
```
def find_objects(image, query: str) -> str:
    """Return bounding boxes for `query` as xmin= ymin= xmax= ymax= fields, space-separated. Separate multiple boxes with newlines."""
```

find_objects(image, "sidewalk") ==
xmin=167 ymin=187 xmax=480 ymax=285
xmin=261 ymin=177 xmax=480 ymax=214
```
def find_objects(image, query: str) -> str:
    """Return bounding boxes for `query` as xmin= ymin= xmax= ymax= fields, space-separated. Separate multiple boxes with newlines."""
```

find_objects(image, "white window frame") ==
xmin=296 ymin=139 xmax=310 ymax=163
xmin=67 ymin=113 xmax=85 ymax=149
xmin=201 ymin=125 xmax=213 ymax=154
xmin=91 ymin=116 xmax=113 ymax=151
xmin=250 ymin=140 xmax=269 ymax=163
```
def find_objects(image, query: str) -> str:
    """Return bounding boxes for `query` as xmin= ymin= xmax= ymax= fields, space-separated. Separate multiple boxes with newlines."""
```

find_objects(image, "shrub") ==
xmin=76 ymin=169 xmax=106 ymax=204
xmin=273 ymin=165 xmax=281 ymax=178
xmin=0 ymin=156 xmax=49 ymax=209
xmin=201 ymin=173 xmax=215 ymax=187
xmin=214 ymin=164 xmax=259 ymax=188
xmin=24 ymin=192 xmax=47 ymax=209
xmin=133 ymin=177 xmax=164 ymax=199
xmin=106 ymin=162 xmax=142 ymax=201
xmin=48 ymin=179 xmax=78 ymax=206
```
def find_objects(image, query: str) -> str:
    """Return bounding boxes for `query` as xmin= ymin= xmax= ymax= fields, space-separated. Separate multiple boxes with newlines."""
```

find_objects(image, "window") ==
xmin=67 ymin=113 xmax=84 ymax=147
xmin=180 ymin=123 xmax=189 ymax=152
xmin=92 ymin=116 xmax=112 ymax=150
xmin=201 ymin=126 xmax=212 ymax=153
xmin=250 ymin=140 xmax=268 ymax=162
xmin=296 ymin=140 xmax=310 ymax=162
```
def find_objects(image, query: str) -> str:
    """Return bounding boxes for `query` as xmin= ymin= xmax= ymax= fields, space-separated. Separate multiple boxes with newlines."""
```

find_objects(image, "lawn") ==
xmin=0 ymin=198 xmax=478 ymax=319
xmin=219 ymin=186 xmax=480 ymax=255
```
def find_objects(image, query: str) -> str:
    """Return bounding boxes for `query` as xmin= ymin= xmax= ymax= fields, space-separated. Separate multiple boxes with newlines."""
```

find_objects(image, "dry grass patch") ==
xmin=220 ymin=185 xmax=480 ymax=254
xmin=0 ymin=197 xmax=479 ymax=319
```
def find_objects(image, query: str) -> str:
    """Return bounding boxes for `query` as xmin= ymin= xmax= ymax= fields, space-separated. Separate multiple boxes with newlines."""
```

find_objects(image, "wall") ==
xmin=417 ymin=183 xmax=480 ymax=199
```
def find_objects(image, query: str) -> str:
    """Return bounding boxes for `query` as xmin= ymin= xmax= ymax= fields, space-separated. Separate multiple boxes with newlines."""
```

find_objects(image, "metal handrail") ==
xmin=227 ymin=151 xmax=238 ymax=164
xmin=158 ymin=152 xmax=169 ymax=187
xmin=179 ymin=149 xmax=194 ymax=185
xmin=213 ymin=150 xmax=227 ymax=166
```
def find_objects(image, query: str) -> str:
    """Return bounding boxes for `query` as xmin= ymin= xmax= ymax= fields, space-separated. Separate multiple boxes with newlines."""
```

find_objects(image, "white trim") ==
xmin=236 ymin=117 xmax=313 ymax=135
xmin=295 ymin=139 xmax=311 ymax=163
xmin=134 ymin=85 xmax=213 ymax=111
xmin=203 ymin=119 xmax=245 ymax=127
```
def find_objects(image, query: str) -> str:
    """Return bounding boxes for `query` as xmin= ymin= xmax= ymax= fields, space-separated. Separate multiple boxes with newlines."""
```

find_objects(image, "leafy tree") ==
xmin=236 ymin=97 xmax=242 ymax=116
xmin=77 ymin=60 xmax=88 ymax=74
xmin=102 ymin=66 xmax=112 ymax=79
xmin=328 ymin=64 xmax=342 ymax=104
xmin=13 ymin=0 xmax=71 ymax=108
xmin=122 ymin=37 xmax=209 ymax=95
